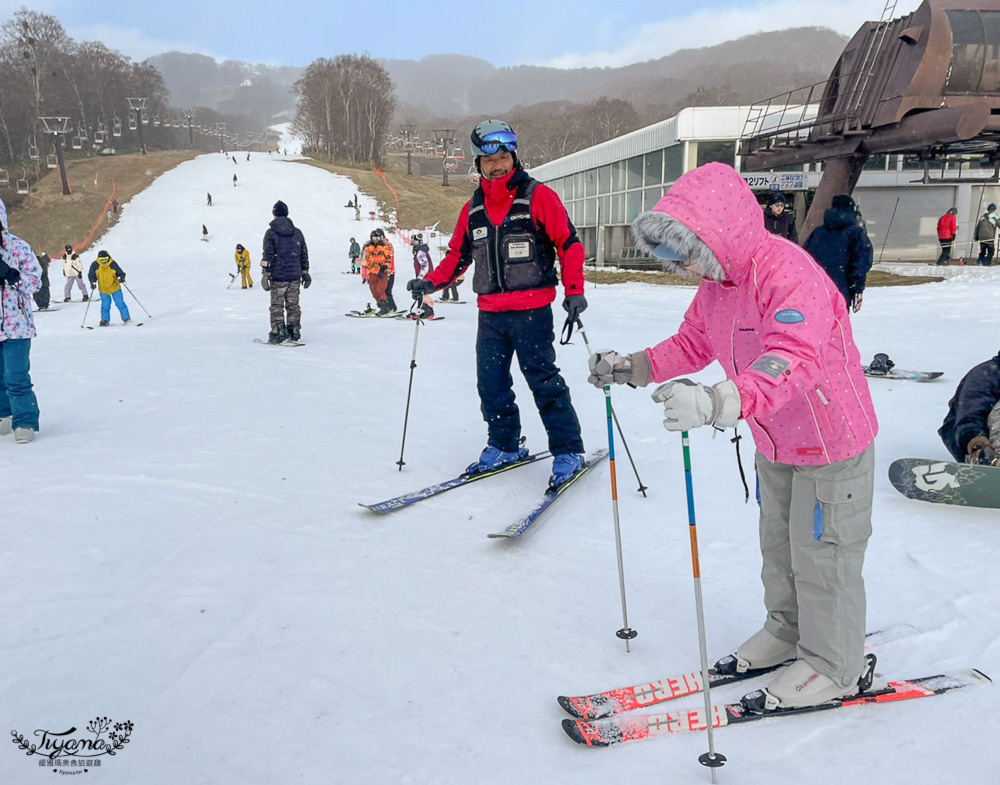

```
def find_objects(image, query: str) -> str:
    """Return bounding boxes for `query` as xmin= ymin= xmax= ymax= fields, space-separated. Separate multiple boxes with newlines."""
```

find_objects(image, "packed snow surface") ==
xmin=2 ymin=149 xmax=997 ymax=784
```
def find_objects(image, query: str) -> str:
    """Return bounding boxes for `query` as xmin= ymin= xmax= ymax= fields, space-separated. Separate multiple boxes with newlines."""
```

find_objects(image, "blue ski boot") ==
xmin=465 ymin=445 xmax=529 ymax=476
xmin=549 ymin=453 xmax=586 ymax=490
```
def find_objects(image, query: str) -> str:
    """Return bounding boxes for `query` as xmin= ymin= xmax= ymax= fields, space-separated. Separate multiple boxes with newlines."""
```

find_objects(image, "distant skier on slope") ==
xmin=363 ymin=228 xmax=394 ymax=315
xmin=202 ymin=225 xmax=209 ymax=241
xmin=235 ymin=244 xmax=254 ymax=289
xmin=61 ymin=245 xmax=89 ymax=302
xmin=409 ymin=232 xmax=435 ymax=319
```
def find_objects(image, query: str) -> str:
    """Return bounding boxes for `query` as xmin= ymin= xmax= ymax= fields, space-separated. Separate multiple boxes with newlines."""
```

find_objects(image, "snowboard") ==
xmin=393 ymin=313 xmax=445 ymax=321
xmin=345 ymin=310 xmax=397 ymax=318
xmin=888 ymin=458 xmax=1000 ymax=508
xmin=435 ymin=299 xmax=467 ymax=305
xmin=253 ymin=338 xmax=305 ymax=347
xmin=34 ymin=307 xmax=60 ymax=312
xmin=864 ymin=367 xmax=943 ymax=382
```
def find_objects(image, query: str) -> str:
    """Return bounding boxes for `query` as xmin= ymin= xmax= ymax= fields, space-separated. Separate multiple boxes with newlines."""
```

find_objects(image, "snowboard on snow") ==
xmin=888 ymin=458 xmax=1000 ymax=508
xmin=864 ymin=366 xmax=942 ymax=382
xmin=345 ymin=309 xmax=400 ymax=318
xmin=253 ymin=338 xmax=305 ymax=347
xmin=435 ymin=299 xmax=467 ymax=305
xmin=393 ymin=312 xmax=445 ymax=321
xmin=34 ymin=307 xmax=60 ymax=312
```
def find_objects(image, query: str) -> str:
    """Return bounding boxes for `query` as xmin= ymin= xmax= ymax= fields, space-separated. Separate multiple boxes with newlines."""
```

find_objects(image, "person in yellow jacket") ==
xmin=87 ymin=250 xmax=131 ymax=326
xmin=235 ymin=243 xmax=254 ymax=288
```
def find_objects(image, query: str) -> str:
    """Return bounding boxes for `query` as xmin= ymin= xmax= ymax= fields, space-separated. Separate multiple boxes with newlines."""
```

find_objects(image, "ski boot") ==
xmin=465 ymin=445 xmax=529 ymax=477
xmin=99 ymin=319 xmax=109 ymax=327
xmin=63 ymin=297 xmax=70 ymax=303
xmin=548 ymin=453 xmax=586 ymax=490
xmin=14 ymin=427 xmax=35 ymax=444
xmin=714 ymin=628 xmax=797 ymax=676
xmin=741 ymin=654 xmax=879 ymax=713
xmin=0 ymin=416 xmax=11 ymax=436
xmin=82 ymin=295 xmax=89 ymax=301
xmin=287 ymin=323 xmax=301 ymax=342
xmin=267 ymin=324 xmax=287 ymax=344
xmin=867 ymin=353 xmax=894 ymax=376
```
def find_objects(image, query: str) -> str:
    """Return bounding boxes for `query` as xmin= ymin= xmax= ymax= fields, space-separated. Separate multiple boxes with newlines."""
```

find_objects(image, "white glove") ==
xmin=588 ymin=350 xmax=652 ymax=388
xmin=650 ymin=379 xmax=741 ymax=432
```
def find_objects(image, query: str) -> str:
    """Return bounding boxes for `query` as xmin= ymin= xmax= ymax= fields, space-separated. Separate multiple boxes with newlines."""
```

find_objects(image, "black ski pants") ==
xmin=476 ymin=306 xmax=584 ymax=456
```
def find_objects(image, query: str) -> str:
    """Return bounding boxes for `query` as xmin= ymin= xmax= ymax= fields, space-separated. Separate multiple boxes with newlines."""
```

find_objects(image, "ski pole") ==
xmin=679 ymin=431 xmax=726 ymax=781
xmin=80 ymin=289 xmax=94 ymax=328
xmin=571 ymin=319 xmax=638 ymax=650
xmin=121 ymin=282 xmax=152 ymax=318
xmin=574 ymin=318 xmax=648 ymax=495
xmin=396 ymin=317 xmax=421 ymax=471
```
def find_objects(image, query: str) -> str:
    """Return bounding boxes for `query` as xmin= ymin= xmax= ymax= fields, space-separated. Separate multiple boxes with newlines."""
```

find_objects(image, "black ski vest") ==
xmin=467 ymin=177 xmax=558 ymax=295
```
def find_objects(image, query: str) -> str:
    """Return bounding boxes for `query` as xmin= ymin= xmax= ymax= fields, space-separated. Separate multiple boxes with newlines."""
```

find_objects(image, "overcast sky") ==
xmin=1 ymin=0 xmax=923 ymax=67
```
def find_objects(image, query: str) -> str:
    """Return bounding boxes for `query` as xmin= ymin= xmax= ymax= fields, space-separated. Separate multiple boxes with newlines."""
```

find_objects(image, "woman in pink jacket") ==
xmin=589 ymin=163 xmax=878 ymax=710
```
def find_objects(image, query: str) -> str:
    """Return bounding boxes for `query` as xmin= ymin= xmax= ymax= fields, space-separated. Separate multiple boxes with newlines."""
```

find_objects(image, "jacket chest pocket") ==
xmin=501 ymin=232 xmax=543 ymax=290
xmin=471 ymin=239 xmax=495 ymax=294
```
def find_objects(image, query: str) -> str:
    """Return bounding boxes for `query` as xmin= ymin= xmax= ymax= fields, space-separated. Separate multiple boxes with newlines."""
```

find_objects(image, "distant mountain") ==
xmin=149 ymin=27 xmax=848 ymax=121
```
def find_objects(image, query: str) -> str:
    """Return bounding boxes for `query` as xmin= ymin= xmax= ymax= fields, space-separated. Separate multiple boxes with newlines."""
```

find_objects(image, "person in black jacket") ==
xmin=803 ymin=194 xmax=873 ymax=313
xmin=939 ymin=351 xmax=1000 ymax=466
xmin=762 ymin=192 xmax=798 ymax=244
xmin=261 ymin=200 xmax=310 ymax=343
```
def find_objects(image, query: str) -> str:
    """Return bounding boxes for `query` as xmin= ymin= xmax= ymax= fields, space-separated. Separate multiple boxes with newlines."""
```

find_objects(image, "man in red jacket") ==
xmin=936 ymin=207 xmax=958 ymax=265
xmin=407 ymin=119 xmax=587 ymax=488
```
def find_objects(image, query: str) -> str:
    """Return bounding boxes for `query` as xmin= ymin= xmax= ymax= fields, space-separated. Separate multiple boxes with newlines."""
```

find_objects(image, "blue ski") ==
xmin=487 ymin=449 xmax=609 ymax=539
xmin=360 ymin=452 xmax=552 ymax=514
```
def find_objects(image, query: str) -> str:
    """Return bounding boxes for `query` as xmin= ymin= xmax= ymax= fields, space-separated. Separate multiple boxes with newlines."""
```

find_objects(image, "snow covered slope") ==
xmin=2 ymin=151 xmax=996 ymax=784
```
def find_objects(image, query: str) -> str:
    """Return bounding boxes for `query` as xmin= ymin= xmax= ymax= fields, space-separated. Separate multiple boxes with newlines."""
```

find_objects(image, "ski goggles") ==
xmin=476 ymin=130 xmax=518 ymax=156
xmin=651 ymin=243 xmax=697 ymax=268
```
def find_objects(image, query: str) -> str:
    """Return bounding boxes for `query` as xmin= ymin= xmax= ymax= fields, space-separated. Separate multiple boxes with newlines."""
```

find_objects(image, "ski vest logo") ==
xmin=472 ymin=227 xmax=487 ymax=240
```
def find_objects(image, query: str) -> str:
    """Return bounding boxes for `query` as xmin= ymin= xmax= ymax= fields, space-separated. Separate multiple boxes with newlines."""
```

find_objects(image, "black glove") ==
xmin=302 ymin=271 xmax=312 ymax=289
xmin=562 ymin=294 xmax=588 ymax=321
xmin=261 ymin=272 xmax=271 ymax=291
xmin=118 ymin=275 xmax=125 ymax=284
xmin=406 ymin=279 xmax=434 ymax=301
xmin=377 ymin=265 xmax=387 ymax=280
xmin=90 ymin=282 xmax=96 ymax=290
xmin=0 ymin=259 xmax=18 ymax=286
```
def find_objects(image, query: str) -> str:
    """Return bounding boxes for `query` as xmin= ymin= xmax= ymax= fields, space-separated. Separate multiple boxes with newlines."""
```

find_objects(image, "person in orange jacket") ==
xmin=363 ymin=229 xmax=395 ymax=315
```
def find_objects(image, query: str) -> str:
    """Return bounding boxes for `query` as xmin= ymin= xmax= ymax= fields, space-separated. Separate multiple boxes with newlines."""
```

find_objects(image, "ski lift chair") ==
xmin=112 ymin=118 xmax=122 ymax=138
xmin=0 ymin=169 xmax=8 ymax=185
xmin=16 ymin=178 xmax=29 ymax=195
xmin=153 ymin=114 xmax=161 ymax=127
xmin=71 ymin=136 xmax=82 ymax=150
xmin=46 ymin=154 xmax=57 ymax=170
xmin=127 ymin=112 xmax=137 ymax=131
xmin=454 ymin=147 xmax=465 ymax=161
xmin=28 ymin=144 xmax=39 ymax=160
xmin=94 ymin=130 xmax=105 ymax=144
xmin=79 ymin=126 xmax=88 ymax=141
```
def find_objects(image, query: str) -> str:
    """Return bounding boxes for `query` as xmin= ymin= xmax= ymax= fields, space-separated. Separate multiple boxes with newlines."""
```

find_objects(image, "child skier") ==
xmin=349 ymin=237 xmax=361 ymax=274
xmin=62 ymin=244 xmax=89 ymax=302
xmin=235 ymin=244 xmax=254 ymax=289
xmin=408 ymin=232 xmax=435 ymax=319
xmin=87 ymin=250 xmax=131 ymax=326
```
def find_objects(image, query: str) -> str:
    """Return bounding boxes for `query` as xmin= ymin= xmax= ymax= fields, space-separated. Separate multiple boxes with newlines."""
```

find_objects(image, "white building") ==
xmin=529 ymin=105 xmax=999 ymax=264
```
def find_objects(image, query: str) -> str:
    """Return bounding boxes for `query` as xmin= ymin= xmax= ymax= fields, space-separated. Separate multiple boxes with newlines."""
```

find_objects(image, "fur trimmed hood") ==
xmin=631 ymin=163 xmax=768 ymax=284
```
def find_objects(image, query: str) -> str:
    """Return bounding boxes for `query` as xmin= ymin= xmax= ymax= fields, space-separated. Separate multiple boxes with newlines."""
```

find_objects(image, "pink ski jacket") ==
xmin=0 ymin=197 xmax=41 ymax=342
xmin=639 ymin=164 xmax=877 ymax=466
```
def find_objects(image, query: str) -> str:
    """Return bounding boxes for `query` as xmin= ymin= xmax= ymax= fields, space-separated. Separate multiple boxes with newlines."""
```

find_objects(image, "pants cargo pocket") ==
xmin=814 ymin=472 xmax=873 ymax=547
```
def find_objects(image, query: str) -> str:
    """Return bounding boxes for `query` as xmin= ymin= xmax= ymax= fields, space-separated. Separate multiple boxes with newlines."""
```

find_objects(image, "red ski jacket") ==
xmin=425 ymin=168 xmax=585 ymax=312
xmin=937 ymin=212 xmax=957 ymax=240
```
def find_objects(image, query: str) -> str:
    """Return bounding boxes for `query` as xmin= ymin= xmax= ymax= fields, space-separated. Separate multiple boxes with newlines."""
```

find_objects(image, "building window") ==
xmin=550 ymin=178 xmax=563 ymax=199
xmin=585 ymin=198 xmax=597 ymax=226
xmin=564 ymin=176 xmax=575 ymax=200
xmin=644 ymin=150 xmax=663 ymax=186
xmin=598 ymin=195 xmax=610 ymax=224
xmin=574 ymin=172 xmax=585 ymax=199
xmin=598 ymin=165 xmax=612 ymax=195
xmin=626 ymin=190 xmax=643 ymax=222
xmin=627 ymin=156 xmax=644 ymax=189
xmin=611 ymin=160 xmax=626 ymax=192
xmin=611 ymin=193 xmax=625 ymax=224
xmin=585 ymin=169 xmax=599 ymax=197
xmin=664 ymin=145 xmax=684 ymax=183
xmin=696 ymin=141 xmax=736 ymax=168
xmin=644 ymin=186 xmax=665 ymax=211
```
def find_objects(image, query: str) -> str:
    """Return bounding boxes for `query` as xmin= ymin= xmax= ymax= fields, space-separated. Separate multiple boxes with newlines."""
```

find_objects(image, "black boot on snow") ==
xmin=287 ymin=324 xmax=301 ymax=342
xmin=868 ymin=353 xmax=894 ymax=375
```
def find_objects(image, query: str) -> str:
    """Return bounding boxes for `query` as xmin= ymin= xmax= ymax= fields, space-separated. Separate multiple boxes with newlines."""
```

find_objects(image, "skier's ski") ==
xmin=864 ymin=367 xmax=943 ymax=382
xmin=435 ymin=299 xmax=467 ymax=305
xmin=562 ymin=668 xmax=990 ymax=747
xmin=394 ymin=313 xmax=445 ymax=321
xmin=86 ymin=322 xmax=144 ymax=329
xmin=487 ymin=449 xmax=609 ymax=539
xmin=360 ymin=451 xmax=553 ymax=514
xmin=888 ymin=458 xmax=1000 ymax=508
xmin=253 ymin=338 xmax=305 ymax=347
xmin=558 ymin=625 xmax=914 ymax=720
xmin=345 ymin=310 xmax=380 ymax=318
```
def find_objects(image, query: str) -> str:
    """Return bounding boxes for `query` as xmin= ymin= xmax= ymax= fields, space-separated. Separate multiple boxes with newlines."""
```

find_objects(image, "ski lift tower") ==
xmin=38 ymin=116 xmax=72 ymax=195
xmin=400 ymin=123 xmax=417 ymax=176
xmin=216 ymin=122 xmax=227 ymax=153
xmin=184 ymin=111 xmax=195 ymax=149
xmin=432 ymin=129 xmax=458 ymax=186
xmin=126 ymin=97 xmax=149 ymax=154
